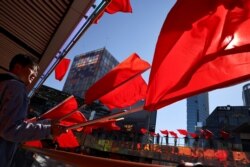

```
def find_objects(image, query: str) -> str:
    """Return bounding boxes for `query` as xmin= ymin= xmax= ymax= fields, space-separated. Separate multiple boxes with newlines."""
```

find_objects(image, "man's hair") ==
xmin=9 ymin=54 xmax=39 ymax=71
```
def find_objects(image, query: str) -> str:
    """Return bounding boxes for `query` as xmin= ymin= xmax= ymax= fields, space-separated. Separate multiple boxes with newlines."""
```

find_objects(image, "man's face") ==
xmin=18 ymin=65 xmax=38 ymax=86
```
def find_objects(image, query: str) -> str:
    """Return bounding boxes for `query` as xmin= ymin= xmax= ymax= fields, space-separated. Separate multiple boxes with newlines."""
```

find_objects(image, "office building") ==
xmin=63 ymin=48 xmax=119 ymax=98
xmin=187 ymin=92 xmax=209 ymax=133
xmin=243 ymin=83 xmax=250 ymax=106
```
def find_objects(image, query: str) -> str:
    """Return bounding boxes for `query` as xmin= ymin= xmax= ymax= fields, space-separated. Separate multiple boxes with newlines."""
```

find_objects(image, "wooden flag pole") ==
xmin=67 ymin=105 xmax=144 ymax=130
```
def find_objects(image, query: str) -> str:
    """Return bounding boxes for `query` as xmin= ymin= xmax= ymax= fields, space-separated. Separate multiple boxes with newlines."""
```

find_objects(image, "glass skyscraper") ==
xmin=187 ymin=92 xmax=209 ymax=132
xmin=242 ymin=83 xmax=250 ymax=106
xmin=63 ymin=48 xmax=119 ymax=98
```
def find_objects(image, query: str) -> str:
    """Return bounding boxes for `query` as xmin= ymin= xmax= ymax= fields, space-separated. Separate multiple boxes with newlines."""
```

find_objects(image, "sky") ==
xmin=44 ymin=0 xmax=249 ymax=135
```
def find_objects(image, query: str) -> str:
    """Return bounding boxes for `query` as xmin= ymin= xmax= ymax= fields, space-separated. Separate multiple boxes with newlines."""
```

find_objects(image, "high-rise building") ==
xmin=187 ymin=92 xmax=209 ymax=132
xmin=242 ymin=83 xmax=250 ymax=106
xmin=63 ymin=48 xmax=119 ymax=98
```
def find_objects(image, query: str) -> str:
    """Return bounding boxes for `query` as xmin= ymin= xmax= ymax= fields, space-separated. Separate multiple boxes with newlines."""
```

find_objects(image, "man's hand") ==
xmin=51 ymin=121 xmax=68 ymax=138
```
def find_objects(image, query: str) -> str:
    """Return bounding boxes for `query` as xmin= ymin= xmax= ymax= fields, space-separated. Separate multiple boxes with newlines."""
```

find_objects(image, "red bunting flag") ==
xmin=99 ymin=75 xmax=147 ymax=110
xmin=85 ymin=53 xmax=150 ymax=104
xmin=177 ymin=129 xmax=188 ymax=136
xmin=94 ymin=0 xmax=132 ymax=24
xmin=55 ymin=58 xmax=70 ymax=81
xmin=145 ymin=0 xmax=250 ymax=111
xmin=189 ymin=132 xmax=198 ymax=139
xmin=160 ymin=130 xmax=169 ymax=135
xmin=169 ymin=131 xmax=178 ymax=138
xmin=140 ymin=128 xmax=148 ymax=134
xmin=23 ymin=140 xmax=43 ymax=148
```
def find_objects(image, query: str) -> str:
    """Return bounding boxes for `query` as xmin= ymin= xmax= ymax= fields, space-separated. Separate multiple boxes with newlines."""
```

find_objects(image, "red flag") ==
xmin=94 ymin=0 xmax=132 ymax=24
xmin=150 ymin=132 xmax=157 ymax=136
xmin=55 ymin=129 xmax=79 ymax=148
xmin=40 ymin=96 xmax=86 ymax=124
xmin=177 ymin=129 xmax=188 ymax=136
xmin=140 ymin=128 xmax=148 ymax=134
xmin=169 ymin=131 xmax=178 ymax=138
xmin=204 ymin=129 xmax=213 ymax=139
xmin=189 ymin=132 xmax=198 ymax=139
xmin=23 ymin=140 xmax=43 ymax=148
xmin=55 ymin=58 xmax=70 ymax=81
xmin=85 ymin=53 xmax=150 ymax=104
xmin=99 ymin=75 xmax=147 ymax=110
xmin=145 ymin=0 xmax=250 ymax=111
xmin=160 ymin=130 xmax=169 ymax=135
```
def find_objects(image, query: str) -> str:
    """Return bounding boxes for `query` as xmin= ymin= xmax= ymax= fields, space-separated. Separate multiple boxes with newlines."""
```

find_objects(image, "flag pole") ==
xmin=67 ymin=105 xmax=144 ymax=130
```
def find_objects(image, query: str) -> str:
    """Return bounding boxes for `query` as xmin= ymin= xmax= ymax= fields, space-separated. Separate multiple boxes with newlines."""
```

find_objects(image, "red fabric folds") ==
xmin=169 ymin=131 xmax=178 ymax=138
xmin=160 ymin=130 xmax=169 ymax=135
xmin=177 ymin=129 xmax=188 ymax=136
xmin=40 ymin=96 xmax=86 ymax=124
xmin=94 ymin=0 xmax=132 ymax=24
xmin=55 ymin=129 xmax=79 ymax=148
xmin=140 ymin=128 xmax=148 ymax=134
xmin=85 ymin=53 xmax=150 ymax=104
xmin=145 ymin=0 xmax=250 ymax=111
xmin=55 ymin=58 xmax=70 ymax=81
xmin=99 ymin=75 xmax=147 ymax=110
xmin=23 ymin=140 xmax=43 ymax=148
xmin=189 ymin=132 xmax=198 ymax=139
xmin=220 ymin=130 xmax=230 ymax=139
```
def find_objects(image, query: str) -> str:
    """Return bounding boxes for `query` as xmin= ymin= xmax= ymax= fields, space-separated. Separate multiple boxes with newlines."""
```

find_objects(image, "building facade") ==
xmin=187 ymin=92 xmax=209 ymax=133
xmin=63 ymin=48 xmax=119 ymax=98
xmin=205 ymin=105 xmax=250 ymax=151
xmin=243 ymin=83 xmax=250 ymax=106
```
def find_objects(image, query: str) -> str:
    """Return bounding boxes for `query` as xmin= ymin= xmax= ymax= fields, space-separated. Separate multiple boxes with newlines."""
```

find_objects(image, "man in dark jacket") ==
xmin=0 ymin=54 xmax=66 ymax=167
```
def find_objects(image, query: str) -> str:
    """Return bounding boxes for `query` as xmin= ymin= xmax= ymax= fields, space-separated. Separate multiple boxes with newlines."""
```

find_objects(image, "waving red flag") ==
xmin=55 ymin=129 xmax=79 ymax=148
xmin=55 ymin=58 xmax=70 ymax=81
xmin=177 ymin=129 xmax=188 ymax=136
xmin=94 ymin=0 xmax=132 ymax=24
xmin=23 ymin=140 xmax=43 ymax=148
xmin=145 ymin=0 xmax=250 ymax=111
xmin=85 ymin=53 xmax=150 ymax=104
xmin=189 ymin=132 xmax=198 ymax=139
xmin=40 ymin=96 xmax=86 ymax=124
xmin=169 ymin=131 xmax=178 ymax=138
xmin=160 ymin=130 xmax=169 ymax=135
xmin=150 ymin=132 xmax=157 ymax=136
xmin=100 ymin=75 xmax=147 ymax=110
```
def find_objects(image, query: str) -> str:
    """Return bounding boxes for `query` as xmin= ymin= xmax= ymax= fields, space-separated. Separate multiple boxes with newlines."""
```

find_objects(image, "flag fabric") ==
xmin=140 ymin=128 xmax=148 ymax=134
xmin=160 ymin=130 xmax=169 ymax=135
xmin=169 ymin=131 xmax=178 ymax=138
xmin=40 ymin=96 xmax=86 ymax=124
xmin=55 ymin=129 xmax=79 ymax=148
xmin=145 ymin=0 xmax=250 ymax=111
xmin=94 ymin=0 xmax=132 ymax=23
xmin=85 ymin=53 xmax=150 ymax=104
xmin=177 ymin=129 xmax=188 ymax=136
xmin=99 ymin=75 xmax=147 ymax=110
xmin=23 ymin=140 xmax=43 ymax=148
xmin=189 ymin=132 xmax=198 ymax=139
xmin=55 ymin=58 xmax=70 ymax=81
xmin=150 ymin=132 xmax=157 ymax=136
xmin=203 ymin=129 xmax=213 ymax=139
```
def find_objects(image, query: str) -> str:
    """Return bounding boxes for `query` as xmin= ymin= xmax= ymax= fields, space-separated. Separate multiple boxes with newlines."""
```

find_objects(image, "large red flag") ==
xmin=40 ymin=96 xmax=86 ymax=124
xmin=145 ymin=0 xmax=250 ymax=111
xmin=94 ymin=0 xmax=132 ymax=24
xmin=55 ymin=58 xmax=70 ymax=81
xmin=99 ymin=75 xmax=147 ymax=110
xmin=85 ymin=53 xmax=150 ymax=104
